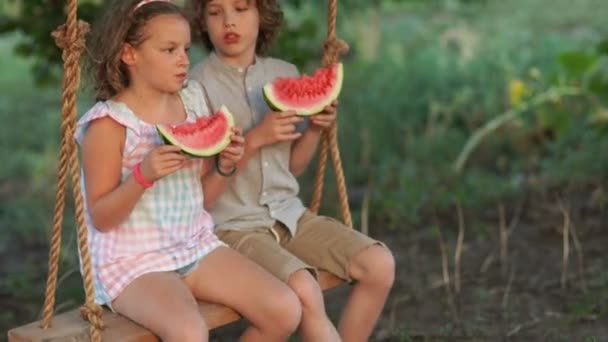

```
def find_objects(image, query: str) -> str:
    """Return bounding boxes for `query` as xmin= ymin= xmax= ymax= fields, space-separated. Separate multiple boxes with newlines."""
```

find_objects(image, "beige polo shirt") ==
xmin=189 ymin=53 xmax=307 ymax=235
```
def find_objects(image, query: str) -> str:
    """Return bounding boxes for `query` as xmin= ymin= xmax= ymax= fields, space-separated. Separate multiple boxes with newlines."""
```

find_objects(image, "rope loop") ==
xmin=322 ymin=36 xmax=349 ymax=66
xmin=51 ymin=20 xmax=90 ymax=61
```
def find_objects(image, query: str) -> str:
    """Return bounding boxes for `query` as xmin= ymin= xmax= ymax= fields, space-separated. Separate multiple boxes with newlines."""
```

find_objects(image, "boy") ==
xmin=189 ymin=1 xmax=395 ymax=341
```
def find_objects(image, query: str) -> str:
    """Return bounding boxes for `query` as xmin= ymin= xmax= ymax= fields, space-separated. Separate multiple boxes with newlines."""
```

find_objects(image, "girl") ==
xmin=188 ymin=1 xmax=396 ymax=341
xmin=77 ymin=1 xmax=301 ymax=341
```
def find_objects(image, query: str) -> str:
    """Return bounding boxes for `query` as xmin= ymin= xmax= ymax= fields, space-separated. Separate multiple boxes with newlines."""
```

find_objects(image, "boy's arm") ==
xmin=289 ymin=101 xmax=338 ymax=176
xmin=201 ymin=110 xmax=305 ymax=208
xmin=289 ymin=125 xmax=323 ymax=177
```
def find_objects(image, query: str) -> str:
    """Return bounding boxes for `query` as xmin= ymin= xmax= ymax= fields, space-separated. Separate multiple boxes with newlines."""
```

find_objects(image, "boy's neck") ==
xmin=214 ymin=51 xmax=256 ymax=70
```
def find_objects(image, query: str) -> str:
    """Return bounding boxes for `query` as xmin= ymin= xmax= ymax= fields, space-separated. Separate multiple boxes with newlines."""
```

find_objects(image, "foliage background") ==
xmin=1 ymin=0 xmax=607 ymax=340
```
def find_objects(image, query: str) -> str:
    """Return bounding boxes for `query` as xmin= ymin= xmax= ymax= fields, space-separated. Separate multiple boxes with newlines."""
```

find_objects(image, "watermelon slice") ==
xmin=263 ymin=63 xmax=343 ymax=116
xmin=156 ymin=105 xmax=234 ymax=157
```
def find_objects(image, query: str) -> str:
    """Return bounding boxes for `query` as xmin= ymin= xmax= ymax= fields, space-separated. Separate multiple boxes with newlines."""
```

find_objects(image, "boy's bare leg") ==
xmin=287 ymin=270 xmax=341 ymax=342
xmin=339 ymin=245 xmax=395 ymax=342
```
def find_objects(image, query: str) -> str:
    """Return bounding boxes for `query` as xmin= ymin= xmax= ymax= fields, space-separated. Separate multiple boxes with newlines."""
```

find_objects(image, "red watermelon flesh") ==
xmin=263 ymin=63 xmax=343 ymax=116
xmin=156 ymin=105 xmax=235 ymax=157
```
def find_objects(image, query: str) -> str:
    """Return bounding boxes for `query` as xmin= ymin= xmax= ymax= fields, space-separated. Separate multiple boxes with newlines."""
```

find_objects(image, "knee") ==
xmin=352 ymin=245 xmax=396 ymax=289
xmin=287 ymin=270 xmax=325 ymax=312
xmin=162 ymin=314 xmax=208 ymax=342
xmin=266 ymin=286 xmax=302 ymax=336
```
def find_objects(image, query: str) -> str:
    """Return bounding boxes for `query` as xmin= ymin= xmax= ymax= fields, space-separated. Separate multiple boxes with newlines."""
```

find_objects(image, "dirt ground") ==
xmin=352 ymin=202 xmax=606 ymax=341
xmin=211 ymin=201 xmax=608 ymax=341
xmin=3 ymin=201 xmax=607 ymax=341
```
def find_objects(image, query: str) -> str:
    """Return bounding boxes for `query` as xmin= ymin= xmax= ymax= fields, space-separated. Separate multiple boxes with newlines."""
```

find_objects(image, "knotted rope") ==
xmin=310 ymin=0 xmax=352 ymax=228
xmin=41 ymin=0 xmax=103 ymax=340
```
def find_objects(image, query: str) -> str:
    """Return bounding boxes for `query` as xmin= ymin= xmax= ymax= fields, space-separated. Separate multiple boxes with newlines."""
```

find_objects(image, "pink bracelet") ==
xmin=133 ymin=162 xmax=154 ymax=188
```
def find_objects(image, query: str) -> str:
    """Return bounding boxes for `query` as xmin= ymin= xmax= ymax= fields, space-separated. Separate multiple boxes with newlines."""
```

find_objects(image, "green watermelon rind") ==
xmin=263 ymin=63 xmax=344 ymax=116
xmin=156 ymin=105 xmax=235 ymax=158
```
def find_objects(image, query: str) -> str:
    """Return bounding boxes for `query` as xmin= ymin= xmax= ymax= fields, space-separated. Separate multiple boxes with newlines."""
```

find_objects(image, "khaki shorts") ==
xmin=216 ymin=210 xmax=382 ymax=283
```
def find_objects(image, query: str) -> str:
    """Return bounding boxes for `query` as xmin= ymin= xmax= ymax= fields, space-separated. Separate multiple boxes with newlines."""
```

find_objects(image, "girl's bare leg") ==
xmin=183 ymin=246 xmax=302 ymax=342
xmin=112 ymin=272 xmax=208 ymax=342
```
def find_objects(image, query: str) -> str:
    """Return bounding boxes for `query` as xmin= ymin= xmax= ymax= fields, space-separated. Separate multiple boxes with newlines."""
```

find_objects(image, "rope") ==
xmin=41 ymin=0 xmax=104 ymax=339
xmin=310 ymin=0 xmax=352 ymax=227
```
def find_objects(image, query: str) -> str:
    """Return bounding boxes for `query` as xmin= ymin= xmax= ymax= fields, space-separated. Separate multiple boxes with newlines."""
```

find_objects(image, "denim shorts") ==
xmin=175 ymin=258 xmax=201 ymax=277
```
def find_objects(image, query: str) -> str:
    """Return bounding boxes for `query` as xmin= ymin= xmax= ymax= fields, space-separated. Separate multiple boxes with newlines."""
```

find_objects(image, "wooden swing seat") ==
xmin=8 ymin=271 xmax=343 ymax=342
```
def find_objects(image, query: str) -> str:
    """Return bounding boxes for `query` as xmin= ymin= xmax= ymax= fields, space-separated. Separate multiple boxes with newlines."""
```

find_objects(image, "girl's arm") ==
xmin=81 ymin=117 xmax=145 ymax=231
xmin=201 ymin=128 xmax=252 ymax=209
xmin=289 ymin=101 xmax=338 ymax=176
xmin=82 ymin=117 xmax=186 ymax=231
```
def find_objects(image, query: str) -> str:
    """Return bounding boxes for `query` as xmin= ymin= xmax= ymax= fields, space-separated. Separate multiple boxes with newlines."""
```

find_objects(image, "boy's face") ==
xmin=204 ymin=0 xmax=260 ymax=65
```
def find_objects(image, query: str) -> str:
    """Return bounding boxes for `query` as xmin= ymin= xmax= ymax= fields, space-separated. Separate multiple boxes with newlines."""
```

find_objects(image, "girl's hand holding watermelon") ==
xmin=309 ymin=100 xmax=338 ymax=131
xmin=217 ymin=127 xmax=245 ymax=172
xmin=139 ymin=145 xmax=187 ymax=183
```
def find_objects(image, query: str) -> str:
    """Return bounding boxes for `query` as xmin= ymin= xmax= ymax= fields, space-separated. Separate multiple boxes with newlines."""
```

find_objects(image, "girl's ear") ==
xmin=120 ymin=43 xmax=137 ymax=66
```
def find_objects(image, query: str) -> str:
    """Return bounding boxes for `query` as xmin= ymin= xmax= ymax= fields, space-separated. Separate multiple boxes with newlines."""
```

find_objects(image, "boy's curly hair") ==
xmin=85 ymin=0 xmax=186 ymax=101
xmin=187 ymin=0 xmax=283 ymax=56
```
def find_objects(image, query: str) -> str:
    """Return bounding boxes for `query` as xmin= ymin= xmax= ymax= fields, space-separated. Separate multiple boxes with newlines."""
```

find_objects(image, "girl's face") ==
xmin=204 ymin=0 xmax=260 ymax=66
xmin=122 ymin=14 xmax=191 ymax=93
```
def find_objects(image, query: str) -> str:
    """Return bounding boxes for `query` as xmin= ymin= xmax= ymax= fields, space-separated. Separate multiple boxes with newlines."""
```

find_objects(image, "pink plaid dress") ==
xmin=74 ymin=81 xmax=224 ymax=305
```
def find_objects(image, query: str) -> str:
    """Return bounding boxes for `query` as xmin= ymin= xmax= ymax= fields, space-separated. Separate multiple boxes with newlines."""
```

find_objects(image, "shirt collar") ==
xmin=208 ymin=52 xmax=260 ymax=76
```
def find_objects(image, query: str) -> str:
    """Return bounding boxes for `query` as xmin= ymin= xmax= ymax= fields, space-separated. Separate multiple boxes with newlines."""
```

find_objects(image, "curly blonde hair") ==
xmin=187 ymin=0 xmax=283 ymax=56
xmin=85 ymin=0 xmax=187 ymax=100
